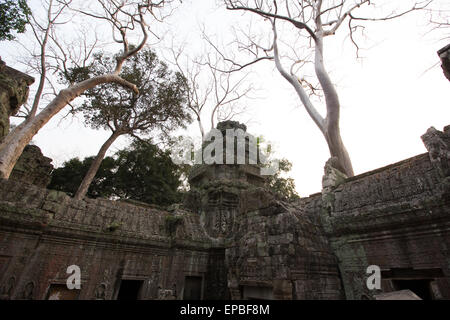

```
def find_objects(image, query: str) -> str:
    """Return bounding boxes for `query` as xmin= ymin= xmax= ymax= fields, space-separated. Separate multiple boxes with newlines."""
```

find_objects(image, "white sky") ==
xmin=1 ymin=0 xmax=449 ymax=197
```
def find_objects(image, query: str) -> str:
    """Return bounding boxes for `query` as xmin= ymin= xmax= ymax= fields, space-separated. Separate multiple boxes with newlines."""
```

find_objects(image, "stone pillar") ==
xmin=185 ymin=121 xmax=268 ymax=300
xmin=321 ymin=156 xmax=348 ymax=220
xmin=421 ymin=125 xmax=450 ymax=178
xmin=438 ymin=44 xmax=450 ymax=81
xmin=186 ymin=120 xmax=266 ymax=241
xmin=0 ymin=58 xmax=35 ymax=140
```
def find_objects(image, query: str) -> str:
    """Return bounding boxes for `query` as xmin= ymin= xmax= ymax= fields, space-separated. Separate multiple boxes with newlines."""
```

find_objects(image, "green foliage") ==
xmin=257 ymin=135 xmax=299 ymax=201
xmin=59 ymin=66 xmax=91 ymax=85
xmin=57 ymin=48 xmax=192 ymax=200
xmin=49 ymin=139 xmax=185 ymax=206
xmin=106 ymin=221 xmax=122 ymax=232
xmin=267 ymin=158 xmax=300 ymax=201
xmin=112 ymin=139 xmax=185 ymax=206
xmin=0 ymin=0 xmax=30 ymax=41
xmin=48 ymin=156 xmax=116 ymax=198
xmin=61 ymin=48 xmax=192 ymax=138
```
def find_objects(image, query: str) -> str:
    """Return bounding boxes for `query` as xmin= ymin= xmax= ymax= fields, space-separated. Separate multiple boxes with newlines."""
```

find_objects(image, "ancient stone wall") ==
xmin=0 ymin=59 xmax=34 ymax=140
xmin=438 ymin=44 xmax=450 ymax=81
xmin=0 ymin=178 xmax=212 ymax=300
xmin=317 ymin=126 xmax=450 ymax=299
xmin=225 ymin=188 xmax=344 ymax=299
xmin=10 ymin=144 xmax=53 ymax=188
xmin=0 ymin=120 xmax=449 ymax=300
xmin=185 ymin=120 xmax=345 ymax=300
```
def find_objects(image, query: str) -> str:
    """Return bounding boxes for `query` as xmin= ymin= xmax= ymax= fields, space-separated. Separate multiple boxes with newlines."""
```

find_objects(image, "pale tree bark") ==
xmin=314 ymin=33 xmax=354 ymax=175
xmin=0 ymin=0 xmax=173 ymax=179
xmin=27 ymin=0 xmax=59 ymax=120
xmin=74 ymin=130 xmax=121 ymax=200
xmin=271 ymin=21 xmax=353 ymax=175
xmin=196 ymin=113 xmax=206 ymax=139
xmin=224 ymin=0 xmax=431 ymax=177
xmin=0 ymin=75 xmax=137 ymax=179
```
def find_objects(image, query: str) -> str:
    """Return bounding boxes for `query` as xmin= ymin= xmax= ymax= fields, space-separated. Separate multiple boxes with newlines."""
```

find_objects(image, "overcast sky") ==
xmin=1 ymin=0 xmax=449 ymax=197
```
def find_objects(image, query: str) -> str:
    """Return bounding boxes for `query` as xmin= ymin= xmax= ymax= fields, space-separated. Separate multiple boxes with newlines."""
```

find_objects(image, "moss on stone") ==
xmin=164 ymin=215 xmax=182 ymax=237
xmin=105 ymin=221 xmax=122 ymax=232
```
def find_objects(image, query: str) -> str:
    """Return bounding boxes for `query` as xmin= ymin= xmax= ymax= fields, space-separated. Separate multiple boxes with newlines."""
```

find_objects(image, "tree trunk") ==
xmin=272 ymin=25 xmax=354 ymax=177
xmin=197 ymin=116 xmax=205 ymax=139
xmin=314 ymin=35 xmax=354 ymax=177
xmin=0 ymin=74 xmax=137 ymax=179
xmin=0 ymin=91 xmax=72 ymax=179
xmin=74 ymin=131 xmax=121 ymax=200
xmin=324 ymin=123 xmax=354 ymax=176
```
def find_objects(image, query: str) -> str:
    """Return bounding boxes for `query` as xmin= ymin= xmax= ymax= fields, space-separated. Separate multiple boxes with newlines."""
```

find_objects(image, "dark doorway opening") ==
xmin=392 ymin=280 xmax=432 ymax=300
xmin=204 ymin=248 xmax=229 ymax=300
xmin=183 ymin=276 xmax=202 ymax=300
xmin=117 ymin=280 xmax=143 ymax=300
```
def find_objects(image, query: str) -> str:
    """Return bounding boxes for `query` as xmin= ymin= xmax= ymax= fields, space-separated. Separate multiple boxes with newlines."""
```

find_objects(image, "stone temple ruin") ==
xmin=438 ymin=44 xmax=450 ymax=81
xmin=0 ymin=62 xmax=449 ymax=300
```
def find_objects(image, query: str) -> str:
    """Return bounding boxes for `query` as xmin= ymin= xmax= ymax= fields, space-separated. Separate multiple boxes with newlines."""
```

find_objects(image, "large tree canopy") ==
xmin=48 ymin=156 xmax=116 ymax=199
xmin=49 ymin=139 xmax=186 ymax=206
xmin=69 ymin=48 xmax=191 ymax=137
xmin=112 ymin=139 xmax=186 ymax=206
xmin=0 ymin=0 xmax=30 ymax=41
xmin=61 ymin=47 xmax=192 ymax=200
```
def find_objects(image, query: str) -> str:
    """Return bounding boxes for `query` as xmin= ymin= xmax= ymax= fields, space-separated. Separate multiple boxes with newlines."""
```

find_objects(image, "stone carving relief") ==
xmin=202 ymin=190 xmax=238 ymax=239
xmin=92 ymin=267 xmax=112 ymax=300
xmin=0 ymin=276 xmax=15 ymax=300
xmin=22 ymin=281 xmax=34 ymax=300
xmin=157 ymin=284 xmax=177 ymax=300
xmin=438 ymin=44 xmax=450 ymax=81
xmin=94 ymin=283 xmax=107 ymax=300
xmin=421 ymin=126 xmax=450 ymax=178
xmin=321 ymin=157 xmax=348 ymax=215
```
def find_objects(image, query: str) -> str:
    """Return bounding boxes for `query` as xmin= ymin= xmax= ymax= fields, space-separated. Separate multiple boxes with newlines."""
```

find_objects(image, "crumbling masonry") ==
xmin=0 ymin=63 xmax=449 ymax=300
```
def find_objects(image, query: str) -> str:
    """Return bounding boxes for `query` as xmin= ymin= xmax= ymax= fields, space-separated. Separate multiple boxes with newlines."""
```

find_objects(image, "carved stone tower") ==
xmin=184 ymin=121 xmax=269 ymax=299
xmin=187 ymin=121 xmax=267 ymax=241
xmin=188 ymin=120 xmax=266 ymax=190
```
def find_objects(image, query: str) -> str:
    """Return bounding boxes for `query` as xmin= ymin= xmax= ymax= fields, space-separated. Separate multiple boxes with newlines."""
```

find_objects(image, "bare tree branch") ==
xmin=0 ymin=0 xmax=179 ymax=179
xmin=168 ymin=36 xmax=255 ymax=137
xmin=222 ymin=0 xmax=432 ymax=176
